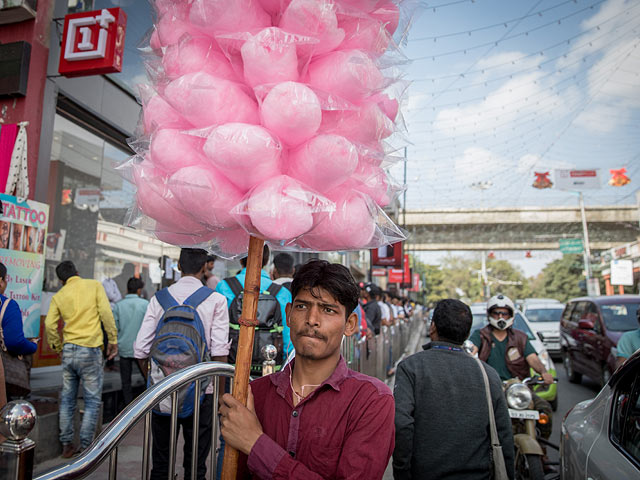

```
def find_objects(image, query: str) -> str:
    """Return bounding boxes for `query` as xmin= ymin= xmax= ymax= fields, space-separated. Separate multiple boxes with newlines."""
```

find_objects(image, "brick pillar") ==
xmin=605 ymin=276 xmax=613 ymax=296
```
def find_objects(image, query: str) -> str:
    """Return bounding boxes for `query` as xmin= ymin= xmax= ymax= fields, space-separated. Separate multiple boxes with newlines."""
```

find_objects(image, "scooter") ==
xmin=505 ymin=376 xmax=559 ymax=480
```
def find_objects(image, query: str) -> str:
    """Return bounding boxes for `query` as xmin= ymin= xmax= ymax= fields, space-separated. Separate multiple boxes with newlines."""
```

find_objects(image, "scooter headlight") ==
xmin=506 ymin=384 xmax=532 ymax=410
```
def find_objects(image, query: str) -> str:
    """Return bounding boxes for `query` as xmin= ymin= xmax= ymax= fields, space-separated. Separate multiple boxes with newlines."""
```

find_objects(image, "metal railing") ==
xmin=35 ymin=362 xmax=235 ymax=480
xmin=1 ymin=312 xmax=426 ymax=480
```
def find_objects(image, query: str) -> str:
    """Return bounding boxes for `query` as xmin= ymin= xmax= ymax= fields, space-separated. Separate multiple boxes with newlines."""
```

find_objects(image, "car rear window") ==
xmin=600 ymin=304 xmax=640 ymax=332
xmin=524 ymin=308 xmax=563 ymax=323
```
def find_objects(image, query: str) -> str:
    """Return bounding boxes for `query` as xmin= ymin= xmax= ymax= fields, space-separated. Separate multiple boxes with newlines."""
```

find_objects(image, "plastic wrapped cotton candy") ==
xmin=302 ymin=190 xmax=375 ymax=250
xmin=142 ymin=94 xmax=192 ymax=134
xmin=163 ymin=36 xmax=237 ymax=81
xmin=149 ymin=129 xmax=205 ymax=173
xmin=279 ymin=0 xmax=345 ymax=57
xmin=154 ymin=225 xmax=219 ymax=246
xmin=287 ymin=134 xmax=358 ymax=191
xmin=350 ymin=163 xmax=392 ymax=207
xmin=371 ymin=0 xmax=401 ymax=36
xmin=338 ymin=14 xmax=391 ymax=55
xmin=203 ymin=123 xmax=282 ymax=191
xmin=307 ymin=50 xmax=384 ymax=103
xmin=189 ymin=0 xmax=270 ymax=33
xmin=164 ymin=72 xmax=259 ymax=128
xmin=155 ymin=14 xmax=193 ymax=48
xmin=242 ymin=175 xmax=321 ymax=241
xmin=169 ymin=165 xmax=244 ymax=229
xmin=258 ymin=0 xmax=291 ymax=15
xmin=260 ymin=82 xmax=321 ymax=146
xmin=320 ymin=101 xmax=394 ymax=146
xmin=241 ymin=28 xmax=299 ymax=87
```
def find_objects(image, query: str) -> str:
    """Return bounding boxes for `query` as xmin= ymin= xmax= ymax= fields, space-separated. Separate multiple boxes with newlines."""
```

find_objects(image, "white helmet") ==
xmin=487 ymin=294 xmax=515 ymax=330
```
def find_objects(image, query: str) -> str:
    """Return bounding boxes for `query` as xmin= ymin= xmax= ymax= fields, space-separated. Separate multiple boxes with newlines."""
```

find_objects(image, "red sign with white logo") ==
xmin=59 ymin=8 xmax=127 ymax=77
xmin=371 ymin=242 xmax=403 ymax=267
xmin=388 ymin=268 xmax=404 ymax=283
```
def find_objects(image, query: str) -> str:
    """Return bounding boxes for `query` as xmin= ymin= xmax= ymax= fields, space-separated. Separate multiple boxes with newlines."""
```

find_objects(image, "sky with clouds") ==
xmin=393 ymin=0 xmax=640 ymax=210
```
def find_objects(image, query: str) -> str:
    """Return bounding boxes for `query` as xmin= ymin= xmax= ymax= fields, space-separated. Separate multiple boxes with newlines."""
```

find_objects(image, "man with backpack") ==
xmin=134 ymin=248 xmax=230 ymax=480
xmin=271 ymin=252 xmax=295 ymax=291
xmin=216 ymin=245 xmax=293 ymax=375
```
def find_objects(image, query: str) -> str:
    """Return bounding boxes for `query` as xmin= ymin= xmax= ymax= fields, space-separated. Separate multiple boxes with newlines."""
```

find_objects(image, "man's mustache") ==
xmin=298 ymin=329 xmax=326 ymax=341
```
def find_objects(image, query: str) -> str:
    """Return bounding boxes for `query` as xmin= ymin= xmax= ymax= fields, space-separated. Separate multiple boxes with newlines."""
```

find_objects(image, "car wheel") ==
xmin=515 ymin=453 xmax=545 ymax=480
xmin=600 ymin=365 xmax=611 ymax=388
xmin=563 ymin=351 xmax=582 ymax=384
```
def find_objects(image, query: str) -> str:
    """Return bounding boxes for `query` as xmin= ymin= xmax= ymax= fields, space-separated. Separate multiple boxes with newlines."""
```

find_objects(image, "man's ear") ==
xmin=285 ymin=303 xmax=292 ymax=328
xmin=344 ymin=312 xmax=358 ymax=337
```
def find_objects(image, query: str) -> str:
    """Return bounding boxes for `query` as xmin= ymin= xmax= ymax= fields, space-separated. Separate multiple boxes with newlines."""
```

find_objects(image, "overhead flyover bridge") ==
xmin=402 ymin=205 xmax=640 ymax=251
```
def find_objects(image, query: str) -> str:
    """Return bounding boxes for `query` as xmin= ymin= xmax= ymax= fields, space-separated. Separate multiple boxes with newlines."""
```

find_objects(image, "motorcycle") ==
xmin=504 ymin=376 xmax=558 ymax=480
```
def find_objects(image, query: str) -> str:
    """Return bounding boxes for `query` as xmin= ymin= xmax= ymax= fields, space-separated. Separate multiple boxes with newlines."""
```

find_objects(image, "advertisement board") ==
xmin=554 ymin=169 xmax=601 ymax=190
xmin=0 ymin=194 xmax=48 ymax=338
xmin=372 ymin=242 xmax=403 ymax=267
xmin=610 ymin=259 xmax=634 ymax=286
xmin=388 ymin=268 xmax=404 ymax=283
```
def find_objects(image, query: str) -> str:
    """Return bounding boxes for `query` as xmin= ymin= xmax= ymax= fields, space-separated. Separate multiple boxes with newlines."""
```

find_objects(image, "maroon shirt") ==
xmin=247 ymin=357 xmax=395 ymax=479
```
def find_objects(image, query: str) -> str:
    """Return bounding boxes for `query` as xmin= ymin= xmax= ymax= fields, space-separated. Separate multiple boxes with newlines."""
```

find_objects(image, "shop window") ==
xmin=45 ymin=114 xmax=178 ymax=299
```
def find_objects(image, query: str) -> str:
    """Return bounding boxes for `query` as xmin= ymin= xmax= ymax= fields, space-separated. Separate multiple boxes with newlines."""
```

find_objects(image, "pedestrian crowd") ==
xmin=4 ymin=252 xmax=639 ymax=479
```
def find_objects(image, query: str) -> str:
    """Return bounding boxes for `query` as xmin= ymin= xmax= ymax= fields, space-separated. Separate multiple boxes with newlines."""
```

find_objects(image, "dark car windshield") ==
xmin=600 ymin=303 xmax=639 ymax=332
xmin=524 ymin=308 xmax=563 ymax=323
xmin=471 ymin=312 xmax=536 ymax=341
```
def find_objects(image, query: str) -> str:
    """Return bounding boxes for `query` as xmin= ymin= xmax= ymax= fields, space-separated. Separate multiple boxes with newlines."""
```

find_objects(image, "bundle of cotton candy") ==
xmin=127 ymin=0 xmax=413 ymax=257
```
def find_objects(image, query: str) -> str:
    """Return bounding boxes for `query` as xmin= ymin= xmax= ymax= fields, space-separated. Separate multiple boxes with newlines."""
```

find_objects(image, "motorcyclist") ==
xmin=469 ymin=294 xmax=553 ymax=439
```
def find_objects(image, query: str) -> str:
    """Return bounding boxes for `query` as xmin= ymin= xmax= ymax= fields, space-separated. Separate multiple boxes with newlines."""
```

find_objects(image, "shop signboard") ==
xmin=554 ymin=169 xmax=601 ymax=190
xmin=58 ymin=8 xmax=127 ymax=77
xmin=559 ymin=238 xmax=583 ymax=254
xmin=372 ymin=268 xmax=387 ymax=277
xmin=0 ymin=194 xmax=48 ymax=338
xmin=610 ymin=259 xmax=634 ymax=286
xmin=388 ymin=268 xmax=404 ymax=283
xmin=402 ymin=253 xmax=411 ymax=284
xmin=410 ymin=273 xmax=421 ymax=292
xmin=371 ymin=241 xmax=403 ymax=267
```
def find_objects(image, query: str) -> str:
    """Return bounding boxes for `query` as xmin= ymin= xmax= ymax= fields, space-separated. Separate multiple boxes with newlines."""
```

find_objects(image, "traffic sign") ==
xmin=559 ymin=238 xmax=583 ymax=254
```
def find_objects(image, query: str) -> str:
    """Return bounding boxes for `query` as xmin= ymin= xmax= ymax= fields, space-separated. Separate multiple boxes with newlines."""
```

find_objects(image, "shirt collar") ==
xmin=176 ymin=276 xmax=203 ymax=287
xmin=124 ymin=294 xmax=139 ymax=299
xmin=271 ymin=356 xmax=348 ymax=399
xmin=65 ymin=276 xmax=81 ymax=285
xmin=423 ymin=340 xmax=464 ymax=350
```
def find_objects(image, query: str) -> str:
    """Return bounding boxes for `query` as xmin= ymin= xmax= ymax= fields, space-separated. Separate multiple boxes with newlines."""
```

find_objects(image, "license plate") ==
xmin=509 ymin=409 xmax=540 ymax=420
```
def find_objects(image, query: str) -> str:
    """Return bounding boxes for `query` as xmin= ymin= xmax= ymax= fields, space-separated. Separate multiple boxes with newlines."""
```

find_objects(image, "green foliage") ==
xmin=530 ymin=254 xmax=586 ymax=302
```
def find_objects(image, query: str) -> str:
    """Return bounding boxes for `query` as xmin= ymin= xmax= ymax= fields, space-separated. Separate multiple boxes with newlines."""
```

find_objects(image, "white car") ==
xmin=521 ymin=302 xmax=565 ymax=358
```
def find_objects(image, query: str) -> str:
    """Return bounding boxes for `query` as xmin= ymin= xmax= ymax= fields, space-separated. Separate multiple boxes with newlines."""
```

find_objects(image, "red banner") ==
xmin=371 ymin=242 xmax=403 ymax=267
xmin=403 ymin=254 xmax=411 ymax=283
xmin=388 ymin=268 xmax=404 ymax=283
xmin=410 ymin=273 xmax=420 ymax=292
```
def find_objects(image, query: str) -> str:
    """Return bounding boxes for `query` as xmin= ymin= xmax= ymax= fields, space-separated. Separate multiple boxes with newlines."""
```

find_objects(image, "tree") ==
xmin=532 ymin=254 xmax=585 ymax=302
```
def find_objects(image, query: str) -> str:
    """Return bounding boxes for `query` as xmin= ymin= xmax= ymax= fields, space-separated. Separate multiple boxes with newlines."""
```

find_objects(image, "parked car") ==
xmin=560 ymin=295 xmax=640 ymax=388
xmin=469 ymin=304 xmax=558 ymax=410
xmin=561 ymin=348 xmax=640 ymax=479
xmin=522 ymin=301 xmax=565 ymax=359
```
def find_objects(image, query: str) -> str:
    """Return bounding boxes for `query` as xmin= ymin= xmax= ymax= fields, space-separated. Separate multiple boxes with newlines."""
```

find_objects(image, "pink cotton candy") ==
xmin=170 ymin=165 xmax=244 ymax=229
xmin=338 ymin=14 xmax=390 ymax=55
xmin=371 ymin=1 xmax=400 ymax=36
xmin=143 ymin=95 xmax=192 ymax=133
xmin=371 ymin=93 xmax=399 ymax=121
xmin=337 ymin=0 xmax=379 ymax=12
xmin=350 ymin=163 xmax=391 ymax=207
xmin=287 ymin=134 xmax=358 ymax=192
xmin=246 ymin=176 xmax=315 ymax=240
xmin=320 ymin=101 xmax=393 ymax=145
xmin=279 ymin=0 xmax=345 ymax=57
xmin=153 ymin=0 xmax=190 ymax=19
xmin=241 ymin=28 xmax=299 ymax=87
xmin=154 ymin=225 xmax=219 ymax=246
xmin=307 ymin=50 xmax=384 ymax=104
xmin=150 ymin=29 xmax=162 ymax=51
xmin=164 ymin=72 xmax=259 ymax=128
xmin=155 ymin=14 xmax=193 ymax=47
xmin=203 ymin=123 xmax=282 ymax=191
xmin=149 ymin=129 xmax=205 ymax=173
xmin=189 ymin=0 xmax=270 ymax=33
xmin=163 ymin=37 xmax=237 ymax=81
xmin=260 ymin=82 xmax=321 ymax=146
xmin=302 ymin=190 xmax=375 ymax=250
xmin=216 ymin=227 xmax=250 ymax=256
xmin=258 ymin=0 xmax=291 ymax=15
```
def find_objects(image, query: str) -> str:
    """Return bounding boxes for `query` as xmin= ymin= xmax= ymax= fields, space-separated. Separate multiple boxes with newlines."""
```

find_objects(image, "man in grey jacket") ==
xmin=393 ymin=299 xmax=514 ymax=480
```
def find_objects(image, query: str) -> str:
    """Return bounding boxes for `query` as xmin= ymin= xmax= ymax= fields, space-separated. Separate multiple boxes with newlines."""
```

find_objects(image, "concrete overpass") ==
xmin=402 ymin=205 xmax=640 ymax=251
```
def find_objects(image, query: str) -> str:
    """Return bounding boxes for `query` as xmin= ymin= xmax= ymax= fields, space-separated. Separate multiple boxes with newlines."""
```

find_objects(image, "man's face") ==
xmin=286 ymin=287 xmax=357 ymax=361
xmin=490 ymin=307 xmax=511 ymax=320
xmin=0 ymin=276 xmax=7 ymax=295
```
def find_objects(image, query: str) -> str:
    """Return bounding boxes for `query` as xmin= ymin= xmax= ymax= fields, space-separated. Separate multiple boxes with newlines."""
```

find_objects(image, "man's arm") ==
xmin=392 ymin=362 xmax=415 ymax=480
xmin=221 ymin=389 xmax=395 ymax=480
xmin=2 ymin=299 xmax=37 ymax=355
xmin=97 ymin=283 xmax=118 ymax=359
xmin=44 ymin=297 xmax=62 ymax=353
xmin=615 ymin=332 xmax=634 ymax=369
xmin=134 ymin=297 xmax=161 ymax=361
xmin=525 ymin=353 xmax=553 ymax=384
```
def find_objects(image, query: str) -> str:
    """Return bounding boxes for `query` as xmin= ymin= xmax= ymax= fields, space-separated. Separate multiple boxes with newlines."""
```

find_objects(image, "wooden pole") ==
xmin=221 ymin=235 xmax=264 ymax=479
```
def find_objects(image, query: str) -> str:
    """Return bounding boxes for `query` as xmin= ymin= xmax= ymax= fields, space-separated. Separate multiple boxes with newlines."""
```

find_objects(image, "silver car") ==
xmin=561 ymin=349 xmax=640 ymax=478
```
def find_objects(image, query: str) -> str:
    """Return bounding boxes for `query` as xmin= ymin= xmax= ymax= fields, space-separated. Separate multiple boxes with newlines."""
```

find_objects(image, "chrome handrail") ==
xmin=36 ymin=362 xmax=235 ymax=480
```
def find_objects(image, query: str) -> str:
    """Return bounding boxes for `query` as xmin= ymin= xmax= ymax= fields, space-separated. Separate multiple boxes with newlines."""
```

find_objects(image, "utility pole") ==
xmin=481 ymin=251 xmax=490 ymax=299
xmin=578 ymin=192 xmax=597 ymax=294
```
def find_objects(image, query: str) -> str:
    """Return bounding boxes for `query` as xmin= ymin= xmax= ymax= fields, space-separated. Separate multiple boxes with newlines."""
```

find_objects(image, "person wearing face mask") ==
xmin=469 ymin=294 xmax=554 ymax=441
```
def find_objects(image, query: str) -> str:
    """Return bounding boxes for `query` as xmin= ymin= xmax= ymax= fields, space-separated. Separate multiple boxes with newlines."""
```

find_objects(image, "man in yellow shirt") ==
xmin=45 ymin=260 xmax=118 ymax=458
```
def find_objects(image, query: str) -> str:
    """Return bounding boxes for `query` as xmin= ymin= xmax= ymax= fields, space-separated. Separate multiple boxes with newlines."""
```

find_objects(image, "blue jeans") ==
xmin=59 ymin=344 xmax=104 ymax=448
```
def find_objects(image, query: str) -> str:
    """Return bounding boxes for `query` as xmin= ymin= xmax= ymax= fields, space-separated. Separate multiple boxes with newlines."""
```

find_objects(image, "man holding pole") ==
xmin=218 ymin=260 xmax=395 ymax=479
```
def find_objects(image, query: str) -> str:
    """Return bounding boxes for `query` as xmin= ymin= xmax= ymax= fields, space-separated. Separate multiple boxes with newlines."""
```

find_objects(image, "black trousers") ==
xmin=119 ymin=357 xmax=144 ymax=405
xmin=151 ymin=394 xmax=213 ymax=480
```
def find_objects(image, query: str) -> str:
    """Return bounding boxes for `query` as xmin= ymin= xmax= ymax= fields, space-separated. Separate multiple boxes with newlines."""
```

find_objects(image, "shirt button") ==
xmin=289 ymin=451 xmax=295 ymax=457
xmin=292 ymin=411 xmax=298 ymax=417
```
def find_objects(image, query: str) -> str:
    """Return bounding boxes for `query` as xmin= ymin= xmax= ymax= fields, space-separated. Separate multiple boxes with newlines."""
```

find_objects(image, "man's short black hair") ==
xmin=56 ymin=260 xmax=78 ymax=282
xmin=178 ymin=248 xmax=208 ymax=275
xmin=273 ymin=252 xmax=294 ymax=276
xmin=240 ymin=245 xmax=270 ymax=268
xmin=432 ymin=299 xmax=473 ymax=345
xmin=206 ymin=254 xmax=217 ymax=263
xmin=127 ymin=277 xmax=145 ymax=294
xmin=0 ymin=263 xmax=6 ymax=280
xmin=291 ymin=260 xmax=359 ymax=319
